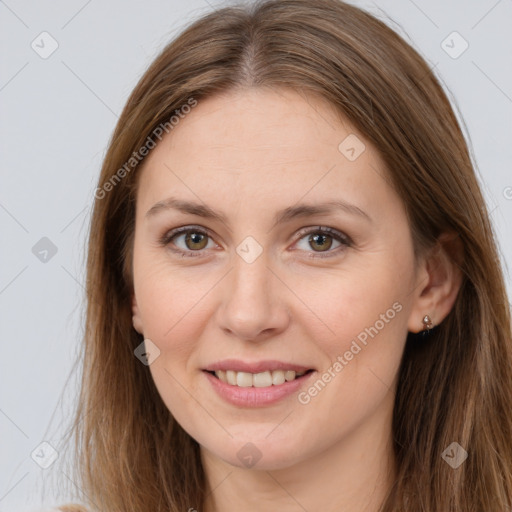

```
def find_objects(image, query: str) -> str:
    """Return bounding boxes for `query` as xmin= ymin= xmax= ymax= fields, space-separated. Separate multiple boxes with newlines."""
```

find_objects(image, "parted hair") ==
xmin=57 ymin=0 xmax=512 ymax=510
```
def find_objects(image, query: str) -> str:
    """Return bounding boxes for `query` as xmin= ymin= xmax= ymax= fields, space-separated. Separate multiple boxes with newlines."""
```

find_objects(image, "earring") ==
xmin=422 ymin=315 xmax=434 ymax=331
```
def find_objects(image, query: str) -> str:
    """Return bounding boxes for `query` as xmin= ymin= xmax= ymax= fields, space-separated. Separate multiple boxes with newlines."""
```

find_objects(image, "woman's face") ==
xmin=131 ymin=87 xmax=423 ymax=471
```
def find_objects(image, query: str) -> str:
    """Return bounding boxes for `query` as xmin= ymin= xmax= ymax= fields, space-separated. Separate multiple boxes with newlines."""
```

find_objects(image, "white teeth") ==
xmin=226 ymin=370 xmax=237 ymax=385
xmin=284 ymin=370 xmax=296 ymax=382
xmin=213 ymin=369 xmax=309 ymax=387
xmin=216 ymin=370 xmax=227 ymax=383
xmin=253 ymin=371 xmax=272 ymax=387
xmin=236 ymin=371 xmax=253 ymax=387
xmin=272 ymin=370 xmax=285 ymax=385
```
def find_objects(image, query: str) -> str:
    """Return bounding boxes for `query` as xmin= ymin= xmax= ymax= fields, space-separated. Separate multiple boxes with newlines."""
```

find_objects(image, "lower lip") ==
xmin=203 ymin=370 xmax=315 ymax=407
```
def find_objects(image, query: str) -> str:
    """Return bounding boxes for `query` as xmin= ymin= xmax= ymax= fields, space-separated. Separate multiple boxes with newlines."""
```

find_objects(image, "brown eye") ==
xmin=184 ymin=231 xmax=208 ymax=250
xmin=294 ymin=226 xmax=351 ymax=258
xmin=160 ymin=226 xmax=215 ymax=257
xmin=308 ymin=233 xmax=333 ymax=252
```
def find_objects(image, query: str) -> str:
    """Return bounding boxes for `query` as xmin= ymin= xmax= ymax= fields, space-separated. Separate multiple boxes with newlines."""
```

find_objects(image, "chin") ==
xmin=200 ymin=432 xmax=308 ymax=471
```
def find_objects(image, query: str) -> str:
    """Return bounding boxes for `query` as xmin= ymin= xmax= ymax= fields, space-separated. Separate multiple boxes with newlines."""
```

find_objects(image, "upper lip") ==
xmin=203 ymin=359 xmax=314 ymax=374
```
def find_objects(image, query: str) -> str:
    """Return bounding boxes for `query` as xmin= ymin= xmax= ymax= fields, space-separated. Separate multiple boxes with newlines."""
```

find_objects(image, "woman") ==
xmin=56 ymin=0 xmax=512 ymax=510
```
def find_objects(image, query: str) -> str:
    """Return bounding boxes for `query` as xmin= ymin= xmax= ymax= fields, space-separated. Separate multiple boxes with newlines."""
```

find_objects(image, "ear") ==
xmin=407 ymin=232 xmax=464 ymax=333
xmin=132 ymin=293 xmax=144 ymax=335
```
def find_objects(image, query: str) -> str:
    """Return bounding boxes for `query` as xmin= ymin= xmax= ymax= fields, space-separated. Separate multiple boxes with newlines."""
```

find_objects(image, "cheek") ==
xmin=134 ymin=247 xmax=212 ymax=333
xmin=133 ymin=259 xmax=207 ymax=376
xmin=291 ymin=280 xmax=408 ymax=443
xmin=296 ymin=259 xmax=412 ymax=354
xmin=289 ymin=257 xmax=414 ymax=418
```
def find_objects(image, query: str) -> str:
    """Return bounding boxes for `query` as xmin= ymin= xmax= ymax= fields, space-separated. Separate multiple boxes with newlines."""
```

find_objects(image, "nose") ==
xmin=215 ymin=251 xmax=290 ymax=342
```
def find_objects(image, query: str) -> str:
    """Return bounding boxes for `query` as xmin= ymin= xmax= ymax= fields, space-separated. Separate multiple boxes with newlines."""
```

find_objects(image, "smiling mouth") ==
xmin=206 ymin=369 xmax=315 ymax=388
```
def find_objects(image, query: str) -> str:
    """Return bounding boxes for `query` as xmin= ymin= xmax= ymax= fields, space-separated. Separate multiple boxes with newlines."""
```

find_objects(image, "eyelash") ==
xmin=158 ymin=225 xmax=352 ymax=259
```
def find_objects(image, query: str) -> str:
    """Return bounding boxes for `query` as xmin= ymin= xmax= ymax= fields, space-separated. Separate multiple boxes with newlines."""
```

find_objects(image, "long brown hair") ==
xmin=56 ymin=0 xmax=512 ymax=510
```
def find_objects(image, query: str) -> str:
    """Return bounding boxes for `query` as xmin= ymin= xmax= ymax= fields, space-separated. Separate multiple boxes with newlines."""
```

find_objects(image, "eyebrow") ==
xmin=145 ymin=197 xmax=372 ymax=229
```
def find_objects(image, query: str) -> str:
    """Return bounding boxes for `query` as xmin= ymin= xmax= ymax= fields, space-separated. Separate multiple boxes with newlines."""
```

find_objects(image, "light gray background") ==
xmin=1 ymin=0 xmax=511 ymax=509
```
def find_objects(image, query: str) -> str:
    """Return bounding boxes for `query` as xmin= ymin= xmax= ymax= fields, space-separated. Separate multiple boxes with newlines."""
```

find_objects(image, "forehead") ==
xmin=152 ymin=87 xmax=355 ymax=165
xmin=136 ymin=87 xmax=393 ymax=217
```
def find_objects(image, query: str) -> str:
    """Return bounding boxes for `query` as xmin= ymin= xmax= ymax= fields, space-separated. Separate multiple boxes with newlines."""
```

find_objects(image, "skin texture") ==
xmin=131 ymin=88 xmax=462 ymax=512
